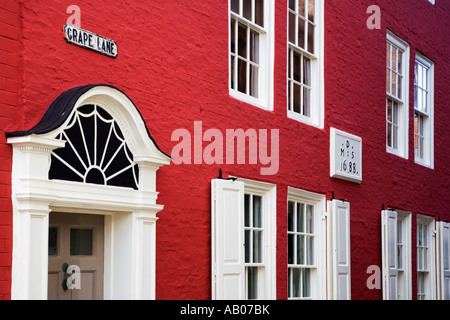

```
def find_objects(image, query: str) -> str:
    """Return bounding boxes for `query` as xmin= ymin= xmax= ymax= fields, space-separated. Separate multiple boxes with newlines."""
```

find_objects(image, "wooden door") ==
xmin=48 ymin=213 xmax=104 ymax=300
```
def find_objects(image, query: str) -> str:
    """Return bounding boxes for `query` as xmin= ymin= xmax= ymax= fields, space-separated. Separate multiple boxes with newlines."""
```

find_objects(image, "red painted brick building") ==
xmin=0 ymin=0 xmax=449 ymax=300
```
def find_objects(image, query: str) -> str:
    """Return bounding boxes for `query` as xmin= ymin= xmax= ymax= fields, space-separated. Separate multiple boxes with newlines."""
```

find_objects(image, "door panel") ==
xmin=48 ymin=213 xmax=104 ymax=300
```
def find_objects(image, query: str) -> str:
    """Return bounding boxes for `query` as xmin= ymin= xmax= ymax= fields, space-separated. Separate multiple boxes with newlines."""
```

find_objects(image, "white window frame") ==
xmin=242 ymin=178 xmax=276 ymax=299
xmin=437 ymin=222 xmax=450 ymax=300
xmin=414 ymin=54 xmax=434 ymax=168
xmin=416 ymin=214 xmax=437 ymax=300
xmin=287 ymin=187 xmax=326 ymax=300
xmin=382 ymin=210 xmax=412 ymax=300
xmin=229 ymin=0 xmax=274 ymax=111
xmin=397 ymin=211 xmax=412 ymax=300
xmin=286 ymin=0 xmax=324 ymax=128
xmin=386 ymin=31 xmax=410 ymax=159
xmin=211 ymin=177 xmax=276 ymax=300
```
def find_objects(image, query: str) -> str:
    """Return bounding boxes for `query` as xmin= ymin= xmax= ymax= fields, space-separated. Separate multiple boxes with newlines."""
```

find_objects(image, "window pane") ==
xmin=230 ymin=19 xmax=236 ymax=53
xmin=386 ymin=43 xmax=391 ymax=69
xmin=297 ymin=203 xmax=304 ymax=232
xmin=253 ymin=230 xmax=262 ymax=263
xmin=422 ymin=64 xmax=427 ymax=88
xmin=387 ymin=100 xmax=392 ymax=122
xmin=288 ymin=234 xmax=294 ymax=264
xmin=418 ymin=247 xmax=423 ymax=270
xmin=288 ymin=201 xmax=295 ymax=231
xmin=302 ymin=268 xmax=310 ymax=297
xmin=255 ymin=0 xmax=264 ymax=27
xmin=293 ymin=83 xmax=301 ymax=113
xmin=307 ymin=22 xmax=314 ymax=54
xmin=231 ymin=56 xmax=236 ymax=89
xmin=419 ymin=224 xmax=424 ymax=245
xmin=387 ymin=123 xmax=392 ymax=148
xmin=423 ymin=225 xmax=428 ymax=246
xmin=391 ymin=47 xmax=397 ymax=71
xmin=48 ymin=227 xmax=58 ymax=256
xmin=243 ymin=0 xmax=252 ymax=21
xmin=303 ymin=56 xmax=311 ymax=85
xmin=249 ymin=65 xmax=259 ymax=98
xmin=306 ymin=205 xmax=314 ymax=233
xmin=289 ymin=0 xmax=296 ymax=11
xmin=397 ymin=244 xmax=403 ymax=269
xmin=386 ymin=68 xmax=390 ymax=94
xmin=238 ymin=23 xmax=247 ymax=58
xmin=245 ymin=194 xmax=250 ymax=227
xmin=292 ymin=268 xmax=300 ymax=297
xmin=289 ymin=12 xmax=296 ymax=44
xmin=288 ymin=81 xmax=292 ymax=111
xmin=297 ymin=235 xmax=304 ymax=264
xmin=419 ymin=137 xmax=424 ymax=158
xmin=237 ymin=58 xmax=247 ymax=93
xmin=298 ymin=18 xmax=305 ymax=49
xmin=414 ymin=62 xmax=418 ymax=85
xmin=288 ymin=267 xmax=292 ymax=297
xmin=414 ymin=85 xmax=418 ymax=109
xmin=70 ymin=228 xmax=93 ymax=256
xmin=245 ymin=230 xmax=250 ymax=262
xmin=231 ymin=0 xmax=239 ymax=14
xmin=392 ymin=102 xmax=398 ymax=124
xmin=393 ymin=124 xmax=398 ymax=149
xmin=298 ymin=0 xmax=305 ymax=17
xmin=250 ymin=30 xmax=259 ymax=63
xmin=308 ymin=0 xmax=315 ymax=22
xmin=422 ymin=89 xmax=427 ymax=113
xmin=247 ymin=267 xmax=258 ymax=299
xmin=303 ymin=87 xmax=310 ymax=117
xmin=391 ymin=71 xmax=397 ymax=97
xmin=307 ymin=236 xmax=314 ymax=265
xmin=253 ymin=195 xmax=262 ymax=228
xmin=293 ymin=51 xmax=301 ymax=82
xmin=419 ymin=115 xmax=424 ymax=135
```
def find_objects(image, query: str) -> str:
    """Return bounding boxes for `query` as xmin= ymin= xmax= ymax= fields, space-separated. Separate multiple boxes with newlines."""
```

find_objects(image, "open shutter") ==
xmin=438 ymin=222 xmax=450 ymax=300
xmin=381 ymin=210 xmax=398 ymax=300
xmin=211 ymin=178 xmax=245 ymax=300
xmin=328 ymin=199 xmax=351 ymax=300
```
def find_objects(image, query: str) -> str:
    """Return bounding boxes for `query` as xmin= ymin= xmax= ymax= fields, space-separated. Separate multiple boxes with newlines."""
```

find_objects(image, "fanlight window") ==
xmin=49 ymin=104 xmax=139 ymax=190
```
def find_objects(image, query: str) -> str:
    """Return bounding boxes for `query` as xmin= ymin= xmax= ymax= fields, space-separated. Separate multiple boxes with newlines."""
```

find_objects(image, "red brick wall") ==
xmin=0 ymin=0 xmax=449 ymax=299
xmin=0 ymin=0 xmax=21 ymax=300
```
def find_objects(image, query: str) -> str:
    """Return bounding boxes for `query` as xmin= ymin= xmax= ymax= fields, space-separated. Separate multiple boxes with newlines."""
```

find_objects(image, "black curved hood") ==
xmin=5 ymin=84 xmax=170 ymax=158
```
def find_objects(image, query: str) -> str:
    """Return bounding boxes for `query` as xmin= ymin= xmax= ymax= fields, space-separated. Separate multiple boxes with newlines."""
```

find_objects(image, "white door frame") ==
xmin=7 ymin=85 xmax=171 ymax=300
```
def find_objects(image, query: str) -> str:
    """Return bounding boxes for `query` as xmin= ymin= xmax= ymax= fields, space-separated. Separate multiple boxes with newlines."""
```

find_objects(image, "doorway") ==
xmin=48 ymin=213 xmax=104 ymax=300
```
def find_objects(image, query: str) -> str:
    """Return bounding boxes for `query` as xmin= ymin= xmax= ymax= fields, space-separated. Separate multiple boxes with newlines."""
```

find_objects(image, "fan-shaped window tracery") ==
xmin=49 ymin=104 xmax=139 ymax=190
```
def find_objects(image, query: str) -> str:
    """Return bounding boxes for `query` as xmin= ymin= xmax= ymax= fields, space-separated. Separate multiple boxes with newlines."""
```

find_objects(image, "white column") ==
xmin=8 ymin=135 xmax=64 ymax=300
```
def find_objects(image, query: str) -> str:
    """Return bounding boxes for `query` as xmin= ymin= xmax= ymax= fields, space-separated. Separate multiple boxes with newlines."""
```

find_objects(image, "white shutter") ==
xmin=328 ymin=199 xmax=351 ymax=300
xmin=438 ymin=222 xmax=450 ymax=300
xmin=381 ymin=210 xmax=398 ymax=300
xmin=211 ymin=178 xmax=245 ymax=300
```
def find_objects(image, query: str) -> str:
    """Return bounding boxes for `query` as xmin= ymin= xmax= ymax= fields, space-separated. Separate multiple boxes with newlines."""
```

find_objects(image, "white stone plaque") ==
xmin=330 ymin=127 xmax=362 ymax=183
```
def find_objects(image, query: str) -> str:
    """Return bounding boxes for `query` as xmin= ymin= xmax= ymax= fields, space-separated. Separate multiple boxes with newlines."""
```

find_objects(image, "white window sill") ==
xmin=229 ymin=89 xmax=273 ymax=112
xmin=386 ymin=146 xmax=408 ymax=159
xmin=287 ymin=110 xmax=323 ymax=129
xmin=415 ymin=157 xmax=434 ymax=169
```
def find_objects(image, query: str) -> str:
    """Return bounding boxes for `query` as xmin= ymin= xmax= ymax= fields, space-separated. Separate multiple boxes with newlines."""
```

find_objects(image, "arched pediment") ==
xmin=6 ymin=84 xmax=171 ymax=190
xmin=7 ymin=84 xmax=170 ymax=162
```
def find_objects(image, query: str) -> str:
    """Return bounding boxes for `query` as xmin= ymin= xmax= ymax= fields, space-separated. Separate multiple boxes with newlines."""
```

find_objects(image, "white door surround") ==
xmin=6 ymin=85 xmax=171 ymax=299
